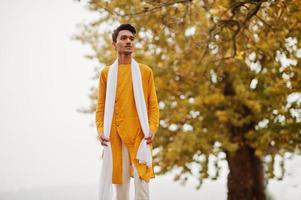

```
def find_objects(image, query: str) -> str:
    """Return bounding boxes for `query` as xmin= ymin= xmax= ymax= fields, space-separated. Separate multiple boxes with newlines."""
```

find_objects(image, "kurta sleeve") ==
xmin=147 ymin=69 xmax=159 ymax=134
xmin=95 ymin=68 xmax=107 ymax=136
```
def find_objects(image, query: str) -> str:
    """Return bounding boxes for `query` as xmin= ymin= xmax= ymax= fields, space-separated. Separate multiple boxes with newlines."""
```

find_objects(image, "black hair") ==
xmin=112 ymin=24 xmax=136 ymax=43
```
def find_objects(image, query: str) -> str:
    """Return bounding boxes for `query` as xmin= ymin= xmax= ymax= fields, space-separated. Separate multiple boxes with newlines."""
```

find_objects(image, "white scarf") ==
xmin=99 ymin=58 xmax=152 ymax=200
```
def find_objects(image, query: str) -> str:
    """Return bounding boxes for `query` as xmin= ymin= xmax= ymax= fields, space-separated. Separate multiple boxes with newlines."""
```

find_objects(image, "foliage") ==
xmin=74 ymin=0 xmax=301 ymax=188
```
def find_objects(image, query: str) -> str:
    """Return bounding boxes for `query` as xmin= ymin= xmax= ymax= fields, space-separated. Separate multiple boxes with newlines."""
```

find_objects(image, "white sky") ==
xmin=0 ymin=0 xmax=101 ymax=190
xmin=0 ymin=0 xmax=300 ymax=199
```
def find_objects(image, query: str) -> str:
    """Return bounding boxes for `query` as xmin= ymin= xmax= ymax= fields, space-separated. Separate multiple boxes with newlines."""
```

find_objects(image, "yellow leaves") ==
xmin=245 ymin=99 xmax=261 ymax=113
xmin=203 ymin=93 xmax=225 ymax=106
xmin=223 ymin=140 xmax=239 ymax=153
xmin=255 ymin=149 xmax=264 ymax=157
xmin=264 ymin=79 xmax=286 ymax=96
xmin=235 ymin=50 xmax=244 ymax=60
xmin=215 ymin=110 xmax=228 ymax=123
xmin=79 ymin=0 xmax=301 ymax=184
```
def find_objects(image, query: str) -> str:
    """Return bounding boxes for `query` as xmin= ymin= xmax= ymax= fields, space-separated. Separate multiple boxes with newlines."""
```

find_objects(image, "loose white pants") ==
xmin=115 ymin=142 xmax=149 ymax=200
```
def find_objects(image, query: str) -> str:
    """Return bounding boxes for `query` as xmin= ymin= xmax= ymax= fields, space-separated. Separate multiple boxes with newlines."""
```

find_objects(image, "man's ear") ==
xmin=112 ymin=42 xmax=116 ymax=50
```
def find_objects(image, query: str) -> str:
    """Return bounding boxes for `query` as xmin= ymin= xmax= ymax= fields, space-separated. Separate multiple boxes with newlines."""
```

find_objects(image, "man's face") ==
xmin=113 ymin=30 xmax=134 ymax=55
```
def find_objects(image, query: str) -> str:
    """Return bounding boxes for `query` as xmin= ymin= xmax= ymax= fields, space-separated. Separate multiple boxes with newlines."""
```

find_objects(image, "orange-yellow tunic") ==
xmin=95 ymin=63 xmax=159 ymax=184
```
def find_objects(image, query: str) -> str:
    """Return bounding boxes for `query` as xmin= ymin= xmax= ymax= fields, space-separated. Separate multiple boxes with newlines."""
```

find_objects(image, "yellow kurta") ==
xmin=95 ymin=63 xmax=159 ymax=184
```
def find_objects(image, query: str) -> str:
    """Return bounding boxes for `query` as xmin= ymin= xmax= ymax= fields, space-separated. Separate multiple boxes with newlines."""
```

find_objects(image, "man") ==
xmin=95 ymin=24 xmax=159 ymax=200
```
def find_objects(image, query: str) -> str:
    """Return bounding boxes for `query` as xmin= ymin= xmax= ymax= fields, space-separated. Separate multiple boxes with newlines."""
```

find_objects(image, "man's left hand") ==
xmin=145 ymin=131 xmax=154 ymax=144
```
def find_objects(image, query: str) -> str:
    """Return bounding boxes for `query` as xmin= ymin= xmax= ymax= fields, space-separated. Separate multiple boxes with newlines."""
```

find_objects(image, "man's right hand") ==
xmin=99 ymin=134 xmax=109 ymax=146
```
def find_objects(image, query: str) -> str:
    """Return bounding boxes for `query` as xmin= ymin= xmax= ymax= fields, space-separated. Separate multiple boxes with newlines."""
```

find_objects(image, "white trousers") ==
xmin=115 ymin=142 xmax=149 ymax=200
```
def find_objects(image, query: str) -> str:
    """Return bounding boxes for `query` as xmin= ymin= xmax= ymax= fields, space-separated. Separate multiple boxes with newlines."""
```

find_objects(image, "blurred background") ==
xmin=0 ymin=0 xmax=300 ymax=200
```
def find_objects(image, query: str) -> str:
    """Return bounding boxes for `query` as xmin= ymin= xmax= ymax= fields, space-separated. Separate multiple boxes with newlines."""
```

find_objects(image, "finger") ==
xmin=101 ymin=136 xmax=109 ymax=142
xmin=101 ymin=141 xmax=108 ymax=146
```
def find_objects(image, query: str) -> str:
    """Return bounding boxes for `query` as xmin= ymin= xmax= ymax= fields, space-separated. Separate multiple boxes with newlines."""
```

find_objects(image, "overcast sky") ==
xmin=0 ymin=0 xmax=104 ymax=190
xmin=0 ymin=0 xmax=300 ymax=200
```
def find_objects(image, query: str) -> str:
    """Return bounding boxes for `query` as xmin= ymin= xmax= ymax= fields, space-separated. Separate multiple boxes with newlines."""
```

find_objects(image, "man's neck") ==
xmin=118 ymin=54 xmax=132 ymax=65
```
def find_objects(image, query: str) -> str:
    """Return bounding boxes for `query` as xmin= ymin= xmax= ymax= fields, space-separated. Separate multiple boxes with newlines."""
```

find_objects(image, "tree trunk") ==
xmin=226 ymin=145 xmax=266 ymax=200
